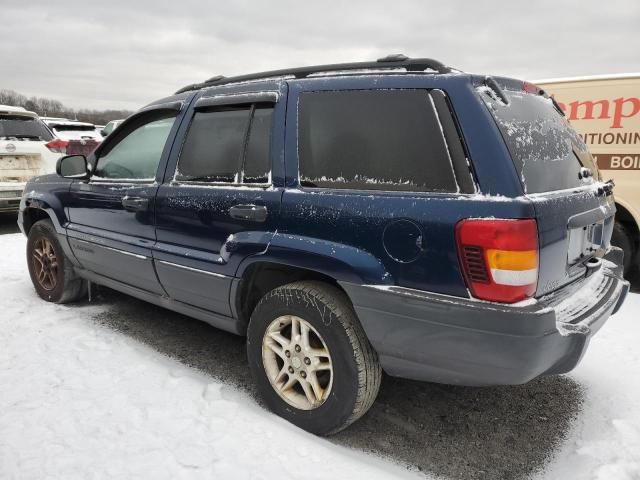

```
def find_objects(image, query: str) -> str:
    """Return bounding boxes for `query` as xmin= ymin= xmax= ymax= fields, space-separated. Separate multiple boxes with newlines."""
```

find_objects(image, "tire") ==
xmin=26 ymin=219 xmax=86 ymax=303
xmin=247 ymin=281 xmax=382 ymax=435
xmin=611 ymin=222 xmax=634 ymax=275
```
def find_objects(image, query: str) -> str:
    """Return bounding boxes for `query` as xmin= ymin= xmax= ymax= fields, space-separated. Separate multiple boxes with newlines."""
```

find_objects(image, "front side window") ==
xmin=95 ymin=115 xmax=176 ymax=180
xmin=176 ymin=105 xmax=274 ymax=184
xmin=298 ymin=89 xmax=458 ymax=192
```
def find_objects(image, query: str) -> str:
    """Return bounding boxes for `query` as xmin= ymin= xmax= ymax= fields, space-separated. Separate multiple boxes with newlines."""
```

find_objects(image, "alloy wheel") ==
xmin=32 ymin=237 xmax=58 ymax=291
xmin=262 ymin=315 xmax=333 ymax=410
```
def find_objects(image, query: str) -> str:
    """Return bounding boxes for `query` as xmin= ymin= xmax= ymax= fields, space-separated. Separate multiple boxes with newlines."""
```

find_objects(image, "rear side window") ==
xmin=298 ymin=90 xmax=463 ymax=193
xmin=176 ymin=105 xmax=274 ymax=184
xmin=0 ymin=115 xmax=53 ymax=141
xmin=479 ymin=86 xmax=594 ymax=194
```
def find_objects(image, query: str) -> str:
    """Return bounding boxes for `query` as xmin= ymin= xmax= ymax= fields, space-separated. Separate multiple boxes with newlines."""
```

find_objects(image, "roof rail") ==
xmin=175 ymin=54 xmax=452 ymax=94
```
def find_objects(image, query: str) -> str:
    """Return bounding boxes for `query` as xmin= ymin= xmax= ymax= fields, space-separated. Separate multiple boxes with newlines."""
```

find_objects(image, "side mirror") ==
xmin=100 ymin=129 xmax=108 ymax=137
xmin=56 ymin=155 xmax=90 ymax=179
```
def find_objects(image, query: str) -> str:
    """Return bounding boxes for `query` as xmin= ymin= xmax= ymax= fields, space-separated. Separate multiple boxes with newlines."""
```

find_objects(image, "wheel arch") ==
xmin=21 ymin=198 xmax=79 ymax=267
xmin=232 ymin=261 xmax=353 ymax=332
xmin=21 ymin=194 xmax=67 ymax=236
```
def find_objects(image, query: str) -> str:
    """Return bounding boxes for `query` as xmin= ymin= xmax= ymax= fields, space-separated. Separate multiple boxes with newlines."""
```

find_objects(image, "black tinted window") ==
xmin=479 ymin=86 xmax=591 ymax=194
xmin=298 ymin=90 xmax=458 ymax=192
xmin=177 ymin=108 xmax=251 ymax=182
xmin=0 ymin=115 xmax=53 ymax=141
xmin=243 ymin=107 xmax=273 ymax=183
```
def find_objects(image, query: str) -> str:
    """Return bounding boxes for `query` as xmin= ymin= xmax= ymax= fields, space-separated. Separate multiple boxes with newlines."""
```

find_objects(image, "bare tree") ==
xmin=0 ymin=88 xmax=132 ymax=125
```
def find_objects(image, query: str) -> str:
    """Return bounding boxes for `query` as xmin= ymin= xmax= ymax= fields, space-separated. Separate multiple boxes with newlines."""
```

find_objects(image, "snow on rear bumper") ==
xmin=340 ymin=247 xmax=629 ymax=386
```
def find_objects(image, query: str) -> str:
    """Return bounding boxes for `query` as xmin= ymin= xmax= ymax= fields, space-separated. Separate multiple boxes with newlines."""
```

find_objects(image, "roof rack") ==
xmin=175 ymin=54 xmax=452 ymax=94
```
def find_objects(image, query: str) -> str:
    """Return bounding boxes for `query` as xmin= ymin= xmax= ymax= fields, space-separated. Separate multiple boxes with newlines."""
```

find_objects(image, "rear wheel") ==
xmin=611 ymin=221 xmax=635 ymax=275
xmin=247 ymin=281 xmax=382 ymax=435
xmin=27 ymin=219 xmax=86 ymax=303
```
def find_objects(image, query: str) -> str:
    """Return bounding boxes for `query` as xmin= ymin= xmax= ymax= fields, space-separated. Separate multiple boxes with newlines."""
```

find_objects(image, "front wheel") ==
xmin=27 ymin=219 xmax=86 ymax=303
xmin=247 ymin=281 xmax=382 ymax=435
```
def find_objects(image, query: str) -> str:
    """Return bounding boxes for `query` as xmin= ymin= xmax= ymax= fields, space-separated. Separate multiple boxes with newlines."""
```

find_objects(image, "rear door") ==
xmin=153 ymin=90 xmax=283 ymax=315
xmin=66 ymin=104 xmax=183 ymax=293
xmin=478 ymin=82 xmax=615 ymax=296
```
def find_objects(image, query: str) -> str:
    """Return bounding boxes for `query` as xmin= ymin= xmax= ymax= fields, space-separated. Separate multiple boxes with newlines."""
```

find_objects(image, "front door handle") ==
xmin=229 ymin=204 xmax=268 ymax=222
xmin=122 ymin=196 xmax=149 ymax=212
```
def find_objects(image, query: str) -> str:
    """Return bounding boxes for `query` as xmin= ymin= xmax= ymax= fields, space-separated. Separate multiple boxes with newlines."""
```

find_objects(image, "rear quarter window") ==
xmin=478 ymin=86 xmax=595 ymax=194
xmin=298 ymin=89 xmax=469 ymax=193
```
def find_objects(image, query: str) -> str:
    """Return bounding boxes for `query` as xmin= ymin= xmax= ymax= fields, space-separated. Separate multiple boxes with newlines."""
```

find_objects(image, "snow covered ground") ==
xmin=1 ymin=231 xmax=639 ymax=479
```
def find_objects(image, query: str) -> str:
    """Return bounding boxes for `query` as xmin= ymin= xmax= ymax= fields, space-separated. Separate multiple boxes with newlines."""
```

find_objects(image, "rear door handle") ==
xmin=122 ymin=196 xmax=149 ymax=212
xmin=229 ymin=204 xmax=268 ymax=222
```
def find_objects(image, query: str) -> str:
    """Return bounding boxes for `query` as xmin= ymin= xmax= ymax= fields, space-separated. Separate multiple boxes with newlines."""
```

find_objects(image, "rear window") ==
xmin=0 ymin=115 xmax=53 ymax=141
xmin=298 ymin=90 xmax=460 ymax=193
xmin=479 ymin=86 xmax=596 ymax=194
xmin=52 ymin=126 xmax=100 ymax=141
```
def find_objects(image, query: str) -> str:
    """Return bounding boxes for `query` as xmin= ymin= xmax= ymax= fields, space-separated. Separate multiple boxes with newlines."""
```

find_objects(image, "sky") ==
xmin=1 ymin=0 xmax=639 ymax=111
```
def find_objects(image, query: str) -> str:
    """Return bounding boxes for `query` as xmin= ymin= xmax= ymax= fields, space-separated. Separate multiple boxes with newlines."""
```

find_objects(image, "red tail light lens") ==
xmin=456 ymin=219 xmax=539 ymax=303
xmin=45 ymin=139 xmax=69 ymax=154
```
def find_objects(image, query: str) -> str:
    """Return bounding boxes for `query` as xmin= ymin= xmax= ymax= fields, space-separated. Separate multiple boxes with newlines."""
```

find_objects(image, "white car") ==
xmin=0 ymin=106 xmax=59 ymax=213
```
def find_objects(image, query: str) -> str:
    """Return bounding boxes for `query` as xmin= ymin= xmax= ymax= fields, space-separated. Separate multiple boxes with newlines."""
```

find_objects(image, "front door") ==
xmin=154 ymin=91 xmax=283 ymax=316
xmin=66 ymin=109 xmax=182 ymax=294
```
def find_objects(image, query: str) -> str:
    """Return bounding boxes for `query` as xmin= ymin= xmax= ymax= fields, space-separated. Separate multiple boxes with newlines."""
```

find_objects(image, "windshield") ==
xmin=478 ymin=86 xmax=598 ymax=194
xmin=0 ymin=115 xmax=53 ymax=141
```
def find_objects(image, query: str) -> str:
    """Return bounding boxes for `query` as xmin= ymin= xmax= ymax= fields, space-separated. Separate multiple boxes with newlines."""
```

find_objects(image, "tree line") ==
xmin=0 ymin=89 xmax=133 ymax=126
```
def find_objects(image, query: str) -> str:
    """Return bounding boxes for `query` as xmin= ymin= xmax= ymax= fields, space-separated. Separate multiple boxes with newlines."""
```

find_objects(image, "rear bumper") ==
xmin=0 ymin=185 xmax=25 ymax=213
xmin=341 ymin=247 xmax=629 ymax=386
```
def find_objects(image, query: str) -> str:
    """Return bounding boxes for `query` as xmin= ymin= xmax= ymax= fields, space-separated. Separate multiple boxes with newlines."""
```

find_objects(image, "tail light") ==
xmin=45 ymin=139 xmax=69 ymax=154
xmin=522 ymin=81 xmax=542 ymax=95
xmin=456 ymin=219 xmax=539 ymax=303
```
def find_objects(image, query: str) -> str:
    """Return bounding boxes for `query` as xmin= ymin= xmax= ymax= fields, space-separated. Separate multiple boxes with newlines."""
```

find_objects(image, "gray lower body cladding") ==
xmin=341 ymin=248 xmax=629 ymax=386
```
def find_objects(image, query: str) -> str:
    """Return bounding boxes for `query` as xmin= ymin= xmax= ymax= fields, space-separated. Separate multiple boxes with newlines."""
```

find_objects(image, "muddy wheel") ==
xmin=247 ymin=281 xmax=382 ymax=435
xmin=27 ymin=219 xmax=86 ymax=303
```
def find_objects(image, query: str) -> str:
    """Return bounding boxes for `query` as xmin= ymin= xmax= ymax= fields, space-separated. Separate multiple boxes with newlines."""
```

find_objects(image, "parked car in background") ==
xmin=100 ymin=119 xmax=124 ymax=137
xmin=18 ymin=56 xmax=629 ymax=435
xmin=1 ymin=106 xmax=58 ymax=212
xmin=536 ymin=74 xmax=640 ymax=274
xmin=42 ymin=119 xmax=102 ymax=157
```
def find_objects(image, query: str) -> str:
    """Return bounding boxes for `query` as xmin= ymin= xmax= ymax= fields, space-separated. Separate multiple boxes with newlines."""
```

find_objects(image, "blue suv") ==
xmin=18 ymin=56 xmax=629 ymax=435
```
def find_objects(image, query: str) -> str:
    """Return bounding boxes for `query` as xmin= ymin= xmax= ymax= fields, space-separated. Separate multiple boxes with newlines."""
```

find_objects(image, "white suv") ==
xmin=0 ymin=106 xmax=59 ymax=213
